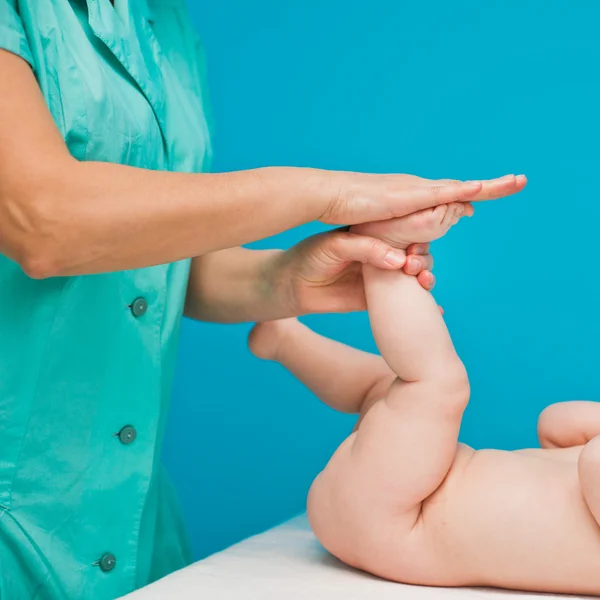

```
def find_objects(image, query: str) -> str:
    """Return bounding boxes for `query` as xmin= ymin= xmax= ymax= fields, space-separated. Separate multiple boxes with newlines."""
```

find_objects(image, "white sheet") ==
xmin=122 ymin=515 xmax=588 ymax=599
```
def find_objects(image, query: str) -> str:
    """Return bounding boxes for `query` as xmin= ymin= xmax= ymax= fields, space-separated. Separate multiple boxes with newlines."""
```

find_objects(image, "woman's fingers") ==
xmin=403 ymin=251 xmax=433 ymax=276
xmin=327 ymin=232 xmax=437 ymax=292
xmin=324 ymin=172 xmax=525 ymax=225
xmin=434 ymin=175 xmax=526 ymax=201
xmin=314 ymin=231 xmax=437 ymax=294
xmin=417 ymin=270 xmax=435 ymax=291
xmin=322 ymin=232 xmax=407 ymax=270
xmin=394 ymin=180 xmax=484 ymax=216
xmin=390 ymin=174 xmax=525 ymax=217
xmin=406 ymin=242 xmax=430 ymax=256
xmin=468 ymin=174 xmax=527 ymax=201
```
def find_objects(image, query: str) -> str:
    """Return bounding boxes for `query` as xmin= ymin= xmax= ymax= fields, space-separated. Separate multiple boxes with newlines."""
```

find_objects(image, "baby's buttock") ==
xmin=412 ymin=444 xmax=600 ymax=594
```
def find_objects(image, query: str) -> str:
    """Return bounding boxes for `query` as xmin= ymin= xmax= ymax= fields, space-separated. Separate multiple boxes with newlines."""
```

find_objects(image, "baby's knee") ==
xmin=537 ymin=404 xmax=564 ymax=447
xmin=420 ymin=360 xmax=471 ymax=416
xmin=537 ymin=402 xmax=589 ymax=448
xmin=428 ymin=360 xmax=470 ymax=413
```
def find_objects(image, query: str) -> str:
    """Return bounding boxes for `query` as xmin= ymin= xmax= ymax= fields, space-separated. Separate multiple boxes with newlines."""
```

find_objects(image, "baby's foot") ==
xmin=350 ymin=202 xmax=467 ymax=250
xmin=248 ymin=319 xmax=295 ymax=362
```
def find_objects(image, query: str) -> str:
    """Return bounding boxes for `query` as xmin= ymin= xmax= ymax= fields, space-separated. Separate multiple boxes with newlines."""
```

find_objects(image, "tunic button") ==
xmin=118 ymin=425 xmax=137 ymax=445
xmin=99 ymin=553 xmax=116 ymax=572
xmin=130 ymin=297 xmax=148 ymax=317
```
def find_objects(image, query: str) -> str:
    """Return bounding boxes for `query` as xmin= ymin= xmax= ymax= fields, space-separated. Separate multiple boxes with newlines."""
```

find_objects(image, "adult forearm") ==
xmin=1 ymin=50 xmax=528 ymax=283
xmin=3 ymin=161 xmax=329 ymax=278
xmin=184 ymin=247 xmax=293 ymax=323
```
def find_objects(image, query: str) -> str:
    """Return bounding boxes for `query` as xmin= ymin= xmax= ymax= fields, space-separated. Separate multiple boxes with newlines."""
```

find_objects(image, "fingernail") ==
xmin=516 ymin=174 xmax=527 ymax=182
xmin=502 ymin=174 xmax=515 ymax=179
xmin=408 ymin=258 xmax=421 ymax=271
xmin=413 ymin=246 xmax=426 ymax=255
xmin=384 ymin=251 xmax=405 ymax=267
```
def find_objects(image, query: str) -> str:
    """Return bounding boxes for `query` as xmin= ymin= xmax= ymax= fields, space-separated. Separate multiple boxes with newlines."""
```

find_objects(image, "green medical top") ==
xmin=0 ymin=1 xmax=211 ymax=598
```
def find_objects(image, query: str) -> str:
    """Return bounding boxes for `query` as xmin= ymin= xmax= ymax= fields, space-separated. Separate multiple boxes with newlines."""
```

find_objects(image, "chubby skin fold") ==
xmin=249 ymin=203 xmax=600 ymax=596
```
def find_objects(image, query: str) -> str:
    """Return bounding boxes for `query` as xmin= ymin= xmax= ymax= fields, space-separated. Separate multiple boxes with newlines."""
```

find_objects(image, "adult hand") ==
xmin=319 ymin=172 xmax=526 ymax=225
xmin=185 ymin=171 xmax=525 ymax=323
xmin=272 ymin=230 xmax=437 ymax=315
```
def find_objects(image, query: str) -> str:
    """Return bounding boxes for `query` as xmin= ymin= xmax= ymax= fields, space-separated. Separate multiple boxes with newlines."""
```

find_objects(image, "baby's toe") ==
xmin=450 ymin=203 xmax=465 ymax=225
xmin=430 ymin=204 xmax=449 ymax=227
xmin=439 ymin=203 xmax=458 ymax=227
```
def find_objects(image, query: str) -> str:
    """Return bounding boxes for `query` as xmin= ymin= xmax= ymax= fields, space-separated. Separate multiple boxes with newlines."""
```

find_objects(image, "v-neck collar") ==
xmin=85 ymin=0 xmax=167 ymax=143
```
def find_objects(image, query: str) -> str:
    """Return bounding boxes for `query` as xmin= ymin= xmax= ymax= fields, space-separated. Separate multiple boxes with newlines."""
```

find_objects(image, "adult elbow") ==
xmin=12 ymin=225 xmax=64 ymax=280
xmin=18 ymin=246 xmax=61 ymax=280
xmin=1 ymin=175 xmax=71 ymax=280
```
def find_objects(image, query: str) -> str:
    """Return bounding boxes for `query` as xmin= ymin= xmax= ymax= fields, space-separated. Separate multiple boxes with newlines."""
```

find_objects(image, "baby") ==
xmin=249 ymin=202 xmax=600 ymax=596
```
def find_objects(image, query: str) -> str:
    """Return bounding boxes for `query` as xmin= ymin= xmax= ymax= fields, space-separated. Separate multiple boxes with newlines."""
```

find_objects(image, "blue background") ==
xmin=164 ymin=1 xmax=600 ymax=560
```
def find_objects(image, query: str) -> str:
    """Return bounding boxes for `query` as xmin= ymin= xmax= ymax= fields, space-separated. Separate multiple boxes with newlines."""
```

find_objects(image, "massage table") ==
xmin=123 ymin=515 xmax=588 ymax=600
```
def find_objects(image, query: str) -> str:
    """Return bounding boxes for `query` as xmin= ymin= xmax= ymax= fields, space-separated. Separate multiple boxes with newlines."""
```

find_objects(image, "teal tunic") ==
xmin=0 ymin=1 xmax=212 ymax=598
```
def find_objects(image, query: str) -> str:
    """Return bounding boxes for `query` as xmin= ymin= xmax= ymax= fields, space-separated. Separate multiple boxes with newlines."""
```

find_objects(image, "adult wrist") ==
xmin=255 ymin=248 xmax=297 ymax=321
xmin=259 ymin=166 xmax=335 ymax=224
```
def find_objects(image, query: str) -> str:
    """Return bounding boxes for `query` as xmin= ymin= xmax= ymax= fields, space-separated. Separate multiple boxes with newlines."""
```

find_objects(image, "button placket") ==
xmin=112 ymin=270 xmax=166 ymax=585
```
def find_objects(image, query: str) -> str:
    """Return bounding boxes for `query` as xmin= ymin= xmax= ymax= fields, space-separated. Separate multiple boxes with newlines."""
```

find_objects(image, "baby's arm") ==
xmin=248 ymin=319 xmax=395 ymax=416
xmin=537 ymin=401 xmax=600 ymax=448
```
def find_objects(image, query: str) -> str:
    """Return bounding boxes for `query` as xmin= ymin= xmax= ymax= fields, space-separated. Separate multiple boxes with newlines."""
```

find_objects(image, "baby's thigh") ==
xmin=310 ymin=387 xmax=459 ymax=547
xmin=307 ymin=428 xmax=421 ymax=564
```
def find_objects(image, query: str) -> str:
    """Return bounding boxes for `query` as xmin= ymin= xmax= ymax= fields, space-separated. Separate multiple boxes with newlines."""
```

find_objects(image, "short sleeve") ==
xmin=0 ymin=0 xmax=34 ymax=68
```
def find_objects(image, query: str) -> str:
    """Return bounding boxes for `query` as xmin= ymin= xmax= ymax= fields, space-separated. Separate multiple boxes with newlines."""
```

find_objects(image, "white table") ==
xmin=123 ymin=515 xmax=587 ymax=599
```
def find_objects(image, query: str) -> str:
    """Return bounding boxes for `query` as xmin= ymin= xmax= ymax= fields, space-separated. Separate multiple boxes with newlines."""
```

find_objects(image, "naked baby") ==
xmin=249 ymin=202 xmax=600 ymax=596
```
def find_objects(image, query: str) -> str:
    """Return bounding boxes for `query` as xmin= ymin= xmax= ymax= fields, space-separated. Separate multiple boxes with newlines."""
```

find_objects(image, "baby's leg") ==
xmin=249 ymin=319 xmax=396 ymax=416
xmin=346 ymin=267 xmax=469 ymax=510
xmin=578 ymin=435 xmax=600 ymax=528
xmin=353 ymin=204 xmax=469 ymax=509
xmin=309 ymin=206 xmax=469 ymax=571
xmin=537 ymin=401 xmax=600 ymax=448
